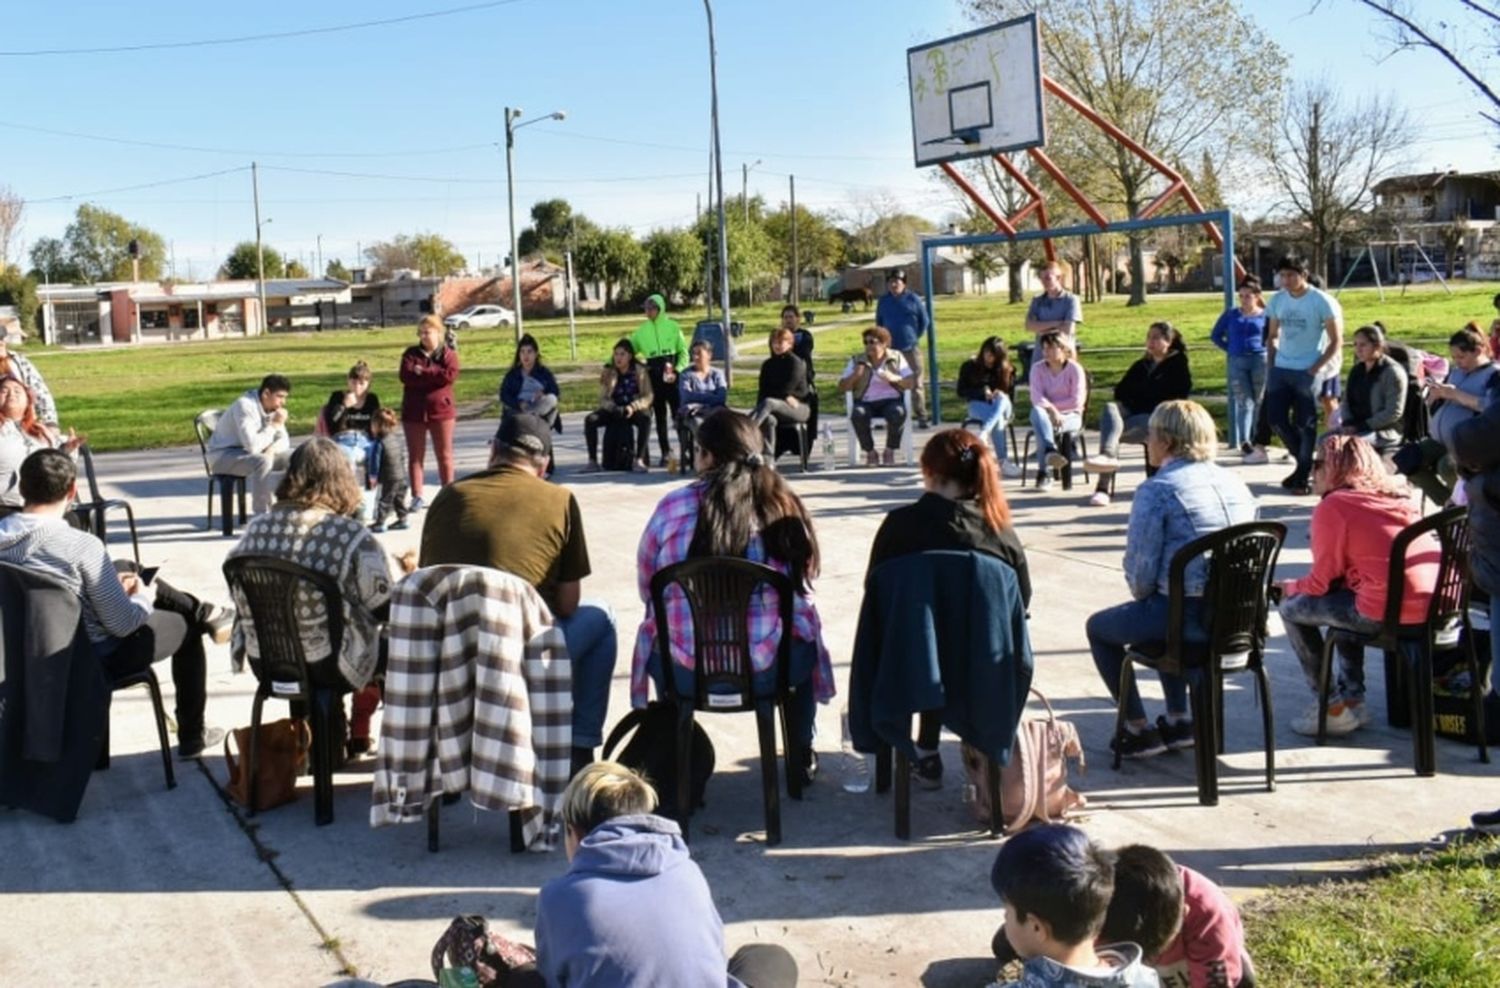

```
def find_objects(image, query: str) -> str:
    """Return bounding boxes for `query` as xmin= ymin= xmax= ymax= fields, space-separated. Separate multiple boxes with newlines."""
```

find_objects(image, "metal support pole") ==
xmin=790 ymin=174 xmax=798 ymax=306
xmin=705 ymin=0 xmax=734 ymax=385
xmin=921 ymin=243 xmax=939 ymax=424
xmin=566 ymin=249 xmax=578 ymax=360
xmin=252 ymin=161 xmax=267 ymax=336
xmin=505 ymin=106 xmax=523 ymax=341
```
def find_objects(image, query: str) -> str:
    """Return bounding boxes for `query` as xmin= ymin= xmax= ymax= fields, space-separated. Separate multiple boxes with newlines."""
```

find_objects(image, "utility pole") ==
xmin=705 ymin=0 xmax=732 ymax=384
xmin=565 ymin=249 xmax=578 ymax=360
xmin=505 ymin=106 xmax=523 ymax=340
xmin=316 ymin=234 xmax=323 ymax=277
xmin=1308 ymin=100 xmax=1322 ymax=281
xmin=790 ymin=174 xmax=799 ymax=306
xmin=252 ymin=161 xmax=267 ymax=335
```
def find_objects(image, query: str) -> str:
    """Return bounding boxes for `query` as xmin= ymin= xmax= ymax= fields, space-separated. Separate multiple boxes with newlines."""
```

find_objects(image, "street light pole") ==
xmin=252 ymin=161 xmax=268 ymax=336
xmin=742 ymin=158 xmax=761 ymax=306
xmin=505 ymin=106 xmax=566 ymax=342
xmin=704 ymin=0 xmax=734 ymax=384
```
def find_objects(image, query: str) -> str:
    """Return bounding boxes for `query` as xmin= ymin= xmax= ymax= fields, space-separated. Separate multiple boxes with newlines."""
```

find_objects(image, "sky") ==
xmin=1 ymin=0 xmax=1494 ymax=282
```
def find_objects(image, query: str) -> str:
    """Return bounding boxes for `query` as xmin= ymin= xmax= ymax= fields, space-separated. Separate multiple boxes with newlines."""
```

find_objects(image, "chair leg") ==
xmin=798 ymin=424 xmax=810 ymax=473
xmin=205 ymin=479 xmax=215 ymax=531
xmin=1253 ymin=659 xmax=1277 ymax=792
xmin=247 ymin=692 xmax=266 ymax=816
xmin=985 ymin=755 xmax=1004 ymax=838
xmin=96 ymin=715 xmax=111 ymax=770
xmin=874 ymin=744 xmax=892 ymax=793
xmin=509 ymin=810 xmax=526 ymax=853
xmin=894 ymin=749 xmax=911 ymax=840
xmin=1190 ymin=674 xmax=1218 ymax=807
xmin=236 ymin=478 xmax=248 ymax=523
xmin=118 ymin=503 xmax=142 ymax=568
xmin=1465 ymin=622 xmax=1491 ymax=764
xmin=1112 ymin=662 xmax=1136 ymax=771
xmin=218 ymin=477 xmax=235 ymax=537
xmin=675 ymin=705 xmax=695 ymax=843
xmin=144 ymin=669 xmax=176 ymax=790
xmin=1021 ymin=432 xmax=1032 ymax=485
xmin=1316 ymin=636 xmax=1336 ymax=745
xmin=427 ymin=798 xmax=440 ymax=853
xmin=1384 ymin=647 xmax=1411 ymax=728
xmin=1214 ymin=669 xmax=1227 ymax=755
xmin=755 ymin=703 xmax=782 ymax=846
xmin=1410 ymin=643 xmax=1436 ymax=778
xmin=779 ymin=695 xmax=803 ymax=801
xmin=310 ymin=690 xmax=336 ymax=825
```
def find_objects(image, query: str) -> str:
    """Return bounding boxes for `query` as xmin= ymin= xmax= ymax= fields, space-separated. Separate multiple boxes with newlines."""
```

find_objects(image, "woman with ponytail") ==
xmin=630 ymin=408 xmax=834 ymax=786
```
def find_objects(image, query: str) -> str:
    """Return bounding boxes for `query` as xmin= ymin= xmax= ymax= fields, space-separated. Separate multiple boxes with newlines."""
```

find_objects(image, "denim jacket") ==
xmin=1122 ymin=458 xmax=1257 ymax=599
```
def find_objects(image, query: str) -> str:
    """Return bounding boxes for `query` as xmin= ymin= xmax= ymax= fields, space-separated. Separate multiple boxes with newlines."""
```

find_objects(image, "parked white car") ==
xmin=443 ymin=304 xmax=515 ymax=329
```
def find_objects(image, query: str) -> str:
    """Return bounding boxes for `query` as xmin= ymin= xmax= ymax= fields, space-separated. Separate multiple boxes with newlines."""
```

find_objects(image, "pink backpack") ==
xmin=962 ymin=688 xmax=1086 ymax=832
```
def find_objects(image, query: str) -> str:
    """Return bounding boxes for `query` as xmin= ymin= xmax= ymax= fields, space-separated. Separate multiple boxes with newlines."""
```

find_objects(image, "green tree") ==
xmin=39 ymin=203 xmax=168 ymax=283
xmin=939 ymin=155 xmax=1047 ymax=303
xmin=220 ymin=241 xmax=285 ymax=280
xmin=642 ymin=227 xmax=704 ymax=303
xmin=696 ymin=211 xmax=776 ymax=305
xmin=27 ymin=237 xmax=84 ymax=283
xmin=325 ymin=258 xmax=352 ymax=281
xmin=519 ymin=198 xmax=597 ymax=259
xmin=966 ymin=0 xmax=1284 ymax=305
xmin=763 ymin=205 xmax=846 ymax=296
xmin=0 ymin=268 xmax=39 ymax=335
xmin=285 ymin=259 xmax=310 ymax=278
xmin=574 ymin=227 xmax=646 ymax=310
xmin=365 ymin=232 xmax=467 ymax=278
xmin=840 ymin=193 xmax=936 ymax=266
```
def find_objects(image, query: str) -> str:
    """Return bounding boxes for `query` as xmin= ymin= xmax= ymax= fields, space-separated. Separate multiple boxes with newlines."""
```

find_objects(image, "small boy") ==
xmin=368 ymin=407 xmax=410 ymax=532
xmin=990 ymin=824 xmax=1159 ymax=988
xmin=1099 ymin=845 xmax=1252 ymax=988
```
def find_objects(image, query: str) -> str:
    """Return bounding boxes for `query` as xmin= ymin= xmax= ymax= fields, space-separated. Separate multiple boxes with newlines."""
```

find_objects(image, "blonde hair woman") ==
xmin=398 ymin=314 xmax=460 ymax=510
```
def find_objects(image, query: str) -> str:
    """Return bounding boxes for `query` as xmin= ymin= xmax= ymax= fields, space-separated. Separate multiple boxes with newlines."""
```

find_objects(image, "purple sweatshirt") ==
xmin=1030 ymin=359 xmax=1087 ymax=414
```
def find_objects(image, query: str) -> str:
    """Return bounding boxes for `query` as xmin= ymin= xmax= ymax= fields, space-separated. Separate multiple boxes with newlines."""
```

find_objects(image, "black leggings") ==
xmin=647 ymin=357 xmax=681 ymax=459
xmin=96 ymin=572 xmax=209 ymax=737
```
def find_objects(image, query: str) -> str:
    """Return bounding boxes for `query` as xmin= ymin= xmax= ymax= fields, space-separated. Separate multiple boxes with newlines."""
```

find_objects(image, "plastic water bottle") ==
xmin=821 ymin=422 xmax=838 ymax=472
xmin=840 ymin=705 xmax=871 ymax=793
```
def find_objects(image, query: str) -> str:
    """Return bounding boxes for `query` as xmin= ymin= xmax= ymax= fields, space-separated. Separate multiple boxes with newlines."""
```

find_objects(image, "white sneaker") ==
xmin=1088 ymin=490 xmax=1111 ymax=507
xmin=1000 ymin=460 xmax=1022 ymax=479
xmin=1242 ymin=448 xmax=1269 ymax=465
xmin=1291 ymin=702 xmax=1361 ymax=737
xmin=1084 ymin=455 xmax=1120 ymax=473
xmin=1045 ymin=450 xmax=1068 ymax=471
xmin=1037 ymin=473 xmax=1054 ymax=491
xmin=1346 ymin=699 xmax=1373 ymax=727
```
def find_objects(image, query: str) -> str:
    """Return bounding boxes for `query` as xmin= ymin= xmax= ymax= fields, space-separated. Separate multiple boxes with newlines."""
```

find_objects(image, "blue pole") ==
xmin=921 ymin=242 xmax=939 ymax=424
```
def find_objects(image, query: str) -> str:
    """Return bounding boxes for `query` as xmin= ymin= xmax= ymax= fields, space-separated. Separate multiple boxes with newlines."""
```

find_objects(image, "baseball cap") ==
xmin=494 ymin=412 xmax=553 ymax=457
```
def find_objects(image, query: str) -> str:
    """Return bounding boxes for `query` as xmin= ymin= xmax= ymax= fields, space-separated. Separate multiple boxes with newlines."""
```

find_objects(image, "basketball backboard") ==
xmin=907 ymin=14 xmax=1045 ymax=168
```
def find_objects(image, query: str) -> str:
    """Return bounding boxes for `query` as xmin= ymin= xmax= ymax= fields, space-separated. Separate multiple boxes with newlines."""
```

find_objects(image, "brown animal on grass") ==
xmin=828 ymin=286 xmax=873 ymax=310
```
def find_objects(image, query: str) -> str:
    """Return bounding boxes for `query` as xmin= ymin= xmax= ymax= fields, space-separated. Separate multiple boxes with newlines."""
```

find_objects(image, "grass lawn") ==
xmin=22 ymin=283 xmax=1499 ymax=452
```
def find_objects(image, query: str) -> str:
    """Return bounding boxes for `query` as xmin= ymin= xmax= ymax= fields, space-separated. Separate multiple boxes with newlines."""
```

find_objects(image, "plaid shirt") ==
xmin=372 ymin=565 xmax=572 ymax=849
xmin=630 ymin=483 xmax=835 ymax=707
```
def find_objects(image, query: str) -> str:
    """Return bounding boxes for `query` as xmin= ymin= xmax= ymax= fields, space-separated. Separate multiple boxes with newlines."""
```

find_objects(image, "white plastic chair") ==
xmin=844 ymin=389 xmax=915 ymax=466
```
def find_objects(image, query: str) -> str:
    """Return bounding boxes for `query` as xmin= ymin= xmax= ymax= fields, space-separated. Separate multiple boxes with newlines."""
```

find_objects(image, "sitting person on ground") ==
xmin=1085 ymin=322 xmax=1192 ymax=506
xmin=584 ymin=338 xmax=654 ymax=473
xmin=421 ymin=412 xmax=615 ymax=769
xmin=499 ymin=333 xmax=561 ymax=431
xmin=0 ymin=449 xmax=233 ymax=758
xmin=989 ymin=824 xmax=1159 ymax=988
xmin=207 ymin=373 xmax=292 ymax=516
xmin=866 ymin=428 xmax=1032 ymax=789
xmin=1277 ymin=434 xmax=1438 ymax=738
xmin=322 ymin=360 xmax=381 ymax=468
xmin=751 ymin=326 xmax=812 ymax=457
xmin=1333 ymin=324 xmax=1407 ymax=451
xmin=1028 ymin=331 xmax=1088 ymax=491
xmin=227 ymin=437 xmax=394 ymax=758
xmin=838 ymin=325 xmax=914 ymax=467
xmin=0 ymin=336 xmax=57 ymax=426
xmin=677 ymin=338 xmax=728 ymax=441
xmin=1087 ymin=400 xmax=1256 ymax=759
xmin=956 ymin=335 xmax=1021 ymax=478
xmin=0 ymin=375 xmax=86 ymax=509
xmin=631 ymin=410 xmax=835 ymax=787
xmin=526 ymin=761 xmax=800 ymax=988
xmin=1394 ymin=323 xmax=1498 ymax=505
xmin=367 ymin=408 xmax=410 ymax=532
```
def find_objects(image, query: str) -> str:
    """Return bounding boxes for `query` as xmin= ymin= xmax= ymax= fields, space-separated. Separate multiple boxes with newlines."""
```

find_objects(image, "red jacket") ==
xmin=1148 ymin=866 xmax=1246 ymax=988
xmin=399 ymin=345 xmax=460 ymax=423
xmin=1287 ymin=488 xmax=1437 ymax=623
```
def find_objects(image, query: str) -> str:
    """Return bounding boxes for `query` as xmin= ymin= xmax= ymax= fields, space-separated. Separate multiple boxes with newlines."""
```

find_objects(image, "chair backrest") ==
xmin=648 ymin=556 xmax=794 ymax=712
xmin=193 ymin=410 xmax=221 ymax=476
xmin=222 ymin=555 xmax=345 ymax=699
xmin=1164 ymin=521 xmax=1287 ymax=672
xmin=77 ymin=444 xmax=106 ymax=505
xmin=1379 ymin=504 xmax=1469 ymax=639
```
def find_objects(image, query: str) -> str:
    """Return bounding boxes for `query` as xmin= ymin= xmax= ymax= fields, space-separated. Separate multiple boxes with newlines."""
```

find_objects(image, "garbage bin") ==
xmin=803 ymin=310 xmax=816 ymax=326
xmin=692 ymin=321 xmax=728 ymax=361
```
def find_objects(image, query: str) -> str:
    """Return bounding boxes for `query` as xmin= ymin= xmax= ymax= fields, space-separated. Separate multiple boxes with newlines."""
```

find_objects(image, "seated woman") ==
xmin=676 ymin=338 xmax=728 ymax=441
xmin=499 ymin=333 xmax=561 ymax=431
xmin=584 ymin=338 xmax=654 ymax=473
xmin=866 ymin=428 xmax=1031 ymax=787
xmin=956 ymin=336 xmax=1021 ymax=478
xmin=631 ymin=410 xmax=834 ymax=786
xmin=1278 ymin=435 xmax=1438 ymax=737
xmin=1085 ymin=321 xmax=1192 ymax=506
xmin=1336 ymin=324 xmax=1408 ymax=451
xmin=322 ymin=360 xmax=381 ymax=474
xmin=837 ymin=325 xmax=914 ymax=467
xmin=0 ymin=375 xmax=85 ymax=509
xmin=1027 ymin=331 xmax=1087 ymax=490
xmin=1086 ymin=401 xmax=1257 ymax=758
xmin=1396 ymin=324 xmax=1499 ymax=504
xmin=527 ymin=761 xmax=799 ymax=988
xmin=750 ymin=326 xmax=812 ymax=457
xmin=226 ymin=437 xmax=395 ymax=757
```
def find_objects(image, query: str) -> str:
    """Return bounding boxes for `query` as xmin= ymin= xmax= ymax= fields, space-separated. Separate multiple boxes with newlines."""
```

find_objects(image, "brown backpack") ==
xmin=962 ymin=689 xmax=1086 ymax=832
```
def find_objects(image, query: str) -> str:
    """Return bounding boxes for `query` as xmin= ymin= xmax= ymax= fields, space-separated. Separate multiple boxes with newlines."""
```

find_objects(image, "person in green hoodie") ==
xmin=630 ymin=293 xmax=690 ymax=466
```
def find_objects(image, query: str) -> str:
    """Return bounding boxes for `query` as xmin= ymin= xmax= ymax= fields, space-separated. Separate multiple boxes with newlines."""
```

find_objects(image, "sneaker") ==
xmin=200 ymin=605 xmax=235 ymax=645
xmin=178 ymin=725 xmax=227 ymax=761
xmin=865 ymin=450 xmax=880 ymax=467
xmin=1037 ymin=473 xmax=1054 ymax=491
xmin=346 ymin=736 xmax=374 ymax=759
xmin=882 ymin=448 xmax=896 ymax=466
xmin=407 ymin=496 xmax=425 ymax=513
xmin=389 ymin=520 xmax=409 ymax=531
xmin=1345 ymin=699 xmax=1373 ymax=727
xmin=913 ymin=751 xmax=943 ymax=789
xmin=1242 ymin=447 xmax=1269 ymax=465
xmin=791 ymin=748 xmax=819 ymax=789
xmin=1088 ymin=490 xmax=1111 ymax=507
xmin=1084 ymin=455 xmax=1120 ymax=473
xmin=1156 ymin=715 xmax=1196 ymax=750
xmin=633 ymin=459 xmax=650 ymax=473
xmin=1000 ymin=460 xmax=1022 ymax=479
xmin=1045 ymin=450 xmax=1068 ymax=471
xmin=370 ymin=522 xmax=387 ymax=533
xmin=1291 ymin=701 xmax=1361 ymax=737
xmin=1111 ymin=726 xmax=1168 ymax=759
xmin=1240 ymin=442 xmax=1254 ymax=455
xmin=581 ymin=461 xmax=602 ymax=474
xmin=1471 ymin=808 xmax=1500 ymax=834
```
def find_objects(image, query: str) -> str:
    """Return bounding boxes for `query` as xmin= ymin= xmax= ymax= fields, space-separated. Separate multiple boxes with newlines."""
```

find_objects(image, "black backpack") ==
xmin=602 ymin=417 xmax=637 ymax=472
xmin=602 ymin=702 xmax=715 ymax=818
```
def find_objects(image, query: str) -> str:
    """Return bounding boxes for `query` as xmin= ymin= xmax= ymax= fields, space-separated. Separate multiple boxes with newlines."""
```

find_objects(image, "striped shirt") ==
xmin=0 ymin=513 xmax=150 ymax=644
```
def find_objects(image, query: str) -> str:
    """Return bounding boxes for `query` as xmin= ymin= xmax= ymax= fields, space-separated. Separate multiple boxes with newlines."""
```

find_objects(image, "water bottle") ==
xmin=821 ymin=422 xmax=838 ymax=472
xmin=840 ymin=705 xmax=871 ymax=793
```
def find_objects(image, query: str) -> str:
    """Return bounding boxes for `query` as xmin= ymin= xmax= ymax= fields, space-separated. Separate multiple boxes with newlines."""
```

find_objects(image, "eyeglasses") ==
xmin=862 ymin=337 xmax=880 ymax=345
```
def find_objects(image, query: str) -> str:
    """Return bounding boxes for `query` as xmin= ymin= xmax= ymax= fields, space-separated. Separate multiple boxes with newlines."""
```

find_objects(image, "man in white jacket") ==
xmin=208 ymin=374 xmax=292 ymax=514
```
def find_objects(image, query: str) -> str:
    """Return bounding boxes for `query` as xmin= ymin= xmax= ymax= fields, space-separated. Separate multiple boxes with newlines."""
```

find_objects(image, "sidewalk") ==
xmin=2 ymin=414 xmax=1494 ymax=986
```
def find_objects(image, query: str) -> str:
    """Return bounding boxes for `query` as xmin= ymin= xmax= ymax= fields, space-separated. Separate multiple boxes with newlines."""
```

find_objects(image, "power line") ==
xmin=259 ymin=164 xmax=710 ymax=185
xmin=0 ymin=0 xmax=528 ymax=57
xmin=535 ymin=128 xmax=909 ymax=163
xmin=0 ymin=118 xmax=499 ymax=159
xmin=23 ymin=166 xmax=250 ymax=204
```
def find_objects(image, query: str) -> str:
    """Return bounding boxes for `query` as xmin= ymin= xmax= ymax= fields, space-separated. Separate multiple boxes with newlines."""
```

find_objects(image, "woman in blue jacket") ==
xmin=1210 ymin=275 xmax=1269 ymax=457
xmin=499 ymin=334 xmax=561 ymax=431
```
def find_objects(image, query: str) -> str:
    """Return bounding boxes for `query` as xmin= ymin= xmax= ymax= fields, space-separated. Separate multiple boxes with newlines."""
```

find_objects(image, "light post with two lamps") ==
xmin=505 ymin=107 xmax=566 ymax=341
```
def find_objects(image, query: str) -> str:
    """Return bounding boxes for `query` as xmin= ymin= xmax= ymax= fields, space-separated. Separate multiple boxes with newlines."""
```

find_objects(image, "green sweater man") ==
xmin=630 ymin=293 xmax=691 ymax=463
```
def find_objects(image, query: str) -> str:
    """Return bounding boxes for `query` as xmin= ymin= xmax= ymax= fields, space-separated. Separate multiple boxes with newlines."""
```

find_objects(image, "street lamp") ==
xmin=505 ymin=106 xmax=566 ymax=340
xmin=742 ymin=159 xmax=762 ymax=305
xmin=703 ymin=0 xmax=733 ymax=383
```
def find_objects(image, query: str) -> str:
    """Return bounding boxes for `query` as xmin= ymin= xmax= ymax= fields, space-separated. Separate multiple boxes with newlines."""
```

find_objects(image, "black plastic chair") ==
xmin=771 ymin=390 xmax=817 ymax=473
xmin=222 ymin=556 xmax=347 ymax=825
xmin=649 ymin=556 xmax=802 ymax=846
xmin=194 ymin=410 xmax=248 ymax=537
xmin=97 ymin=667 xmax=176 ymax=790
xmin=71 ymin=444 xmax=141 ymax=566
xmin=1316 ymin=505 xmax=1489 ymax=775
xmin=1020 ymin=371 xmax=1095 ymax=489
xmin=1116 ymin=521 xmax=1286 ymax=806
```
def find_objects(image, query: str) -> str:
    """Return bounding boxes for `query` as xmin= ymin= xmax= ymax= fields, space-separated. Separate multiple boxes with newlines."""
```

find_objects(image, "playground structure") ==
xmin=1337 ymin=238 xmax=1453 ymax=301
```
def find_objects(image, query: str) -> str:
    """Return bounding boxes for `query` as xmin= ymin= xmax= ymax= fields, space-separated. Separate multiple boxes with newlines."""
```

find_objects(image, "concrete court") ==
xmin=2 ymin=411 xmax=1495 ymax=987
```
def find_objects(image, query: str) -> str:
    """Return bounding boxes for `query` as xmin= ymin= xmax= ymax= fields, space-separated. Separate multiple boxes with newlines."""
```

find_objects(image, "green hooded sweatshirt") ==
xmin=629 ymin=293 xmax=689 ymax=366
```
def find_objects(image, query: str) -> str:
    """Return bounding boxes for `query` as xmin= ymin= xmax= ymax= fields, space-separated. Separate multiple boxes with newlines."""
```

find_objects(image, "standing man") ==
xmin=208 ymin=373 xmax=292 ymax=515
xmin=1263 ymin=255 xmax=1343 ymax=495
xmin=630 ymin=293 xmax=690 ymax=468
xmin=419 ymin=413 xmax=616 ymax=772
xmin=1021 ymin=261 xmax=1083 ymax=379
xmin=875 ymin=269 xmax=930 ymax=427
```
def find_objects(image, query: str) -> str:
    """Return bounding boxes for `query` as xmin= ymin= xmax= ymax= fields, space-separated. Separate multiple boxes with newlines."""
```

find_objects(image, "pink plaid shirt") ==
xmin=630 ymin=483 xmax=835 ymax=707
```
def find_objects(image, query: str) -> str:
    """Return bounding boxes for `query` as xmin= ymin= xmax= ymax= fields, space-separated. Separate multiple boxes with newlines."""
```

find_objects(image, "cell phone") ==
xmin=139 ymin=566 xmax=160 ymax=585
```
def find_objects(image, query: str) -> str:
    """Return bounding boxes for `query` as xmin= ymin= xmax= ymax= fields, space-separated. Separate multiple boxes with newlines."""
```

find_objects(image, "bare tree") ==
xmin=934 ymin=155 xmax=1045 ymax=303
xmin=0 ymin=186 xmax=23 ymax=271
xmin=1264 ymin=79 xmax=1415 ymax=283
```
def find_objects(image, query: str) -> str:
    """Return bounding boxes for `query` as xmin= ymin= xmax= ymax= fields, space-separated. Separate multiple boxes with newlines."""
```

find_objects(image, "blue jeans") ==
xmin=1087 ymin=593 xmax=1204 ymax=723
xmin=966 ymin=395 xmax=1012 ymax=461
xmin=556 ymin=600 xmax=618 ymax=748
xmin=1029 ymin=406 xmax=1082 ymax=472
xmin=1278 ymin=589 xmax=1380 ymax=702
xmin=1225 ymin=352 xmax=1267 ymax=449
xmin=1264 ymin=365 xmax=1319 ymax=484
xmin=1097 ymin=403 xmax=1151 ymax=459
xmin=646 ymin=639 xmax=818 ymax=748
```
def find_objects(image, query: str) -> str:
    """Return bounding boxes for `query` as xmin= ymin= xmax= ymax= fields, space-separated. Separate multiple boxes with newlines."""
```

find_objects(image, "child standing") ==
xmin=369 ymin=408 xmax=410 ymax=532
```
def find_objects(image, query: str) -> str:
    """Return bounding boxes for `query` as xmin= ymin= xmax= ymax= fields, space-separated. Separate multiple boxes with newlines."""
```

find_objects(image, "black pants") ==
xmin=510 ymin=943 xmax=797 ymax=988
xmin=94 ymin=576 xmax=209 ymax=740
xmin=584 ymin=410 xmax=652 ymax=463
xmin=646 ymin=357 xmax=681 ymax=459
